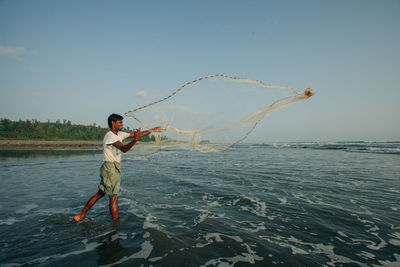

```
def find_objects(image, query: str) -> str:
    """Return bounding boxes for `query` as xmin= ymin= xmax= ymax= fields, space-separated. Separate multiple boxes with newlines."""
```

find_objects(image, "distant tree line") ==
xmin=0 ymin=118 xmax=157 ymax=142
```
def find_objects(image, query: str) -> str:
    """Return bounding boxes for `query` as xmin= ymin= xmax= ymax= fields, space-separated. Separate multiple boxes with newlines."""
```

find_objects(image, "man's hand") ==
xmin=133 ymin=128 xmax=141 ymax=141
xmin=129 ymin=126 xmax=161 ymax=141
xmin=150 ymin=126 xmax=162 ymax=133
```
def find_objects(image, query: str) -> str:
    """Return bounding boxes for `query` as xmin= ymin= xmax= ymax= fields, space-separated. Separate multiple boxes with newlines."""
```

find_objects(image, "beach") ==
xmin=0 ymin=140 xmax=102 ymax=150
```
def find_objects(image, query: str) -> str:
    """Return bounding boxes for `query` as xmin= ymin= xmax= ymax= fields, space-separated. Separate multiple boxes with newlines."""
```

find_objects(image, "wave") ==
xmin=249 ymin=141 xmax=400 ymax=155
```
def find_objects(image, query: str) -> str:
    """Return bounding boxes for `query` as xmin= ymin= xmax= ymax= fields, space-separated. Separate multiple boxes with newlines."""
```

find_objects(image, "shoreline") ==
xmin=0 ymin=140 xmax=103 ymax=150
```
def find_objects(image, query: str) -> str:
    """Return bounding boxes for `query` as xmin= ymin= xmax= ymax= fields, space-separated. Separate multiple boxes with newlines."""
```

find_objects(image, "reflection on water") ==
xmin=0 ymin=149 xmax=102 ymax=160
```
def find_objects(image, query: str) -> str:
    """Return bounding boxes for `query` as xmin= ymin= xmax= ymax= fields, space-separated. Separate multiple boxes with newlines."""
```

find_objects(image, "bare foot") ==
xmin=74 ymin=214 xmax=84 ymax=222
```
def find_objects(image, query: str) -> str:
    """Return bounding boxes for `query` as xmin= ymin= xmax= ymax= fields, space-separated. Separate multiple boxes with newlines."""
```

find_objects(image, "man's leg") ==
xmin=109 ymin=195 xmax=119 ymax=220
xmin=74 ymin=189 xmax=105 ymax=222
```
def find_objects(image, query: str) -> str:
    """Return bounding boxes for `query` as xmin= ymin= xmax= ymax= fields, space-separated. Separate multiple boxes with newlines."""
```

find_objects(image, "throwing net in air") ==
xmin=125 ymin=74 xmax=314 ymax=154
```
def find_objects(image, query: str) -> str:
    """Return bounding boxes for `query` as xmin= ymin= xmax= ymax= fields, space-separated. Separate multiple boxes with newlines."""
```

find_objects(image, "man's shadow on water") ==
xmin=96 ymin=226 xmax=129 ymax=265
xmin=65 ymin=206 xmax=147 ymax=265
xmin=95 ymin=214 xmax=148 ymax=266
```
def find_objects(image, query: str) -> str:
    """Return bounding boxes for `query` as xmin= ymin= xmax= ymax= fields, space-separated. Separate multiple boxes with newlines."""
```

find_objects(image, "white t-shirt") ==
xmin=103 ymin=131 xmax=130 ymax=162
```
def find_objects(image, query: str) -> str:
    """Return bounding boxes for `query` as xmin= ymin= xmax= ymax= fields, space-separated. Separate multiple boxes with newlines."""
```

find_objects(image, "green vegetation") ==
xmin=0 ymin=118 xmax=157 ymax=141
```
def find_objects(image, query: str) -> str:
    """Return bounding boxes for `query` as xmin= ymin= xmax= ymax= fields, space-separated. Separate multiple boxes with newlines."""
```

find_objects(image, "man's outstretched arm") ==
xmin=112 ymin=129 xmax=141 ymax=153
xmin=127 ymin=126 xmax=162 ymax=139
xmin=113 ymin=127 xmax=162 ymax=153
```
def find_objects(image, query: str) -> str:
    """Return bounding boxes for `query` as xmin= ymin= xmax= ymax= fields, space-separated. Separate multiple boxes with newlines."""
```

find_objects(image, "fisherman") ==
xmin=74 ymin=113 xmax=161 ymax=221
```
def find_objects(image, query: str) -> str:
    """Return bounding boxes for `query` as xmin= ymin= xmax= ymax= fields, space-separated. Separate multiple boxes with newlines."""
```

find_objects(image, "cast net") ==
xmin=125 ymin=74 xmax=314 ymax=154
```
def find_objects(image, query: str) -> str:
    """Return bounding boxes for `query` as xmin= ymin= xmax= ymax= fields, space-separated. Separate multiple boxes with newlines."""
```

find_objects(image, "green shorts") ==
xmin=99 ymin=162 xmax=122 ymax=197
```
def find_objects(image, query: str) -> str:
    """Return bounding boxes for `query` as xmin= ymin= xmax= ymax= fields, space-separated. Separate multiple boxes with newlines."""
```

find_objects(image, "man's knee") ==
xmin=97 ymin=189 xmax=106 ymax=197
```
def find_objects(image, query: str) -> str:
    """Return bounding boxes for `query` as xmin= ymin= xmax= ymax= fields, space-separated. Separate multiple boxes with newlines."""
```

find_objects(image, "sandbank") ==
xmin=0 ymin=140 xmax=102 ymax=150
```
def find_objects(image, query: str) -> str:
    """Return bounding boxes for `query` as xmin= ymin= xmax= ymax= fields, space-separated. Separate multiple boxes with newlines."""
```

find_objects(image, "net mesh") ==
xmin=125 ymin=74 xmax=314 ymax=154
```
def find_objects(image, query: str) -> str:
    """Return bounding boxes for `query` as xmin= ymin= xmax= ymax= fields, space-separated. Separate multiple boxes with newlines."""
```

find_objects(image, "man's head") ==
xmin=108 ymin=113 xmax=124 ymax=129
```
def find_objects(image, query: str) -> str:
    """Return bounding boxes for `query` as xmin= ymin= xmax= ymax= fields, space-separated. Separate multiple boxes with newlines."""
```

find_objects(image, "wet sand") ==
xmin=0 ymin=140 xmax=102 ymax=150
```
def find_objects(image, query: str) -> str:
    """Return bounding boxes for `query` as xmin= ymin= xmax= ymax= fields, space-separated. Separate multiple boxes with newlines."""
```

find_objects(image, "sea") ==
xmin=0 ymin=141 xmax=399 ymax=266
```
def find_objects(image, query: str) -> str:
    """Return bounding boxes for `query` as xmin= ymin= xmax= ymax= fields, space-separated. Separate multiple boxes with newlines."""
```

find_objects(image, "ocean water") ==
xmin=0 ymin=142 xmax=399 ymax=266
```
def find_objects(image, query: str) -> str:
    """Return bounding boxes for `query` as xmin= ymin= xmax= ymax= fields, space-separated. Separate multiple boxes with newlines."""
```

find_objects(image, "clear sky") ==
xmin=1 ymin=0 xmax=399 ymax=142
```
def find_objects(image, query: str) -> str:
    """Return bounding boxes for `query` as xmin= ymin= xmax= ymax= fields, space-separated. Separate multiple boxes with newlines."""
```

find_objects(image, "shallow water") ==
xmin=0 ymin=143 xmax=399 ymax=266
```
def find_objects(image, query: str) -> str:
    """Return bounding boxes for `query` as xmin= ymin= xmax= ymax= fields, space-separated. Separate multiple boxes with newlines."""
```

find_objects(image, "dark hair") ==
xmin=107 ymin=113 xmax=123 ymax=128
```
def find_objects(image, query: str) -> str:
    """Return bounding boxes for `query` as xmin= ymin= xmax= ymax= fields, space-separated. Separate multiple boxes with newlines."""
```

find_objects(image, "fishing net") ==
xmin=125 ymin=74 xmax=314 ymax=154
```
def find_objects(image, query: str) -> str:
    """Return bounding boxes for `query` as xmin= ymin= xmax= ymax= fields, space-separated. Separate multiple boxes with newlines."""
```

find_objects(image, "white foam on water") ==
xmin=0 ymin=218 xmax=22 ymax=225
xmin=194 ymin=209 xmax=225 ymax=225
xmin=261 ymin=234 xmax=365 ymax=265
xmin=239 ymin=221 xmax=266 ymax=233
xmin=15 ymin=204 xmax=38 ymax=214
xmin=143 ymin=215 xmax=160 ymax=230
xmin=232 ymin=196 xmax=268 ymax=218
xmin=33 ymin=233 xmax=46 ymax=239
xmin=351 ymin=214 xmax=374 ymax=225
xmin=314 ymin=200 xmax=359 ymax=215
xmin=311 ymin=243 xmax=362 ymax=266
xmin=389 ymin=224 xmax=400 ymax=230
xmin=356 ymin=251 xmax=376 ymax=260
xmin=351 ymin=238 xmax=377 ymax=247
xmin=118 ymin=195 xmax=148 ymax=219
xmin=277 ymin=197 xmax=287 ymax=205
xmin=231 ymin=199 xmax=240 ymax=206
xmin=339 ymin=229 xmax=387 ymax=251
xmin=292 ymin=192 xmax=305 ymax=199
xmin=306 ymin=198 xmax=316 ymax=204
xmin=194 ymin=210 xmax=210 ymax=225
xmin=267 ymin=215 xmax=278 ymax=221
xmin=91 ymin=230 xmax=115 ymax=240
xmin=194 ymin=239 xmax=213 ymax=248
xmin=199 ymin=243 xmax=263 ymax=267
xmin=337 ymin=231 xmax=348 ymax=238
xmin=203 ymin=192 xmax=224 ymax=202
xmin=368 ymin=225 xmax=380 ymax=232
xmin=181 ymin=204 xmax=195 ymax=212
xmin=143 ymin=221 xmax=159 ymax=230
xmin=208 ymin=201 xmax=220 ymax=207
xmin=389 ymin=232 xmax=400 ymax=239
xmin=52 ymin=197 xmax=67 ymax=201
xmin=335 ymin=236 xmax=348 ymax=244
xmin=148 ymin=256 xmax=163 ymax=262
xmin=110 ymin=233 xmax=127 ymax=242
xmin=260 ymin=235 xmax=309 ymax=255
xmin=194 ymin=232 xmax=243 ymax=248
xmin=291 ymin=192 xmax=316 ymax=205
xmin=387 ymin=188 xmax=400 ymax=194
xmin=367 ymin=232 xmax=387 ymax=250
xmin=389 ymin=239 xmax=400 ymax=246
xmin=376 ymin=253 xmax=400 ymax=267
xmin=201 ymin=194 xmax=221 ymax=208
xmin=120 ymin=233 xmax=128 ymax=240
xmin=359 ymin=206 xmax=373 ymax=216
xmin=152 ymin=203 xmax=173 ymax=209
xmin=99 ymin=241 xmax=154 ymax=267
xmin=250 ymin=222 xmax=266 ymax=232
xmin=143 ymin=232 xmax=150 ymax=238
xmin=203 ymin=233 xmax=243 ymax=243
xmin=7 ymin=241 xmax=102 ymax=266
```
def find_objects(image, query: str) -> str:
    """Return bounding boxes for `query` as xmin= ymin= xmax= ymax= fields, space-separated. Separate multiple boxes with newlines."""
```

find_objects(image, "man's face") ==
xmin=112 ymin=120 xmax=123 ymax=130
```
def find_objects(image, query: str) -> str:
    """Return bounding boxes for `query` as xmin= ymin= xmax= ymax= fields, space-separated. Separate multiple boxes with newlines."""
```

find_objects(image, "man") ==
xmin=74 ymin=113 xmax=161 ymax=222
